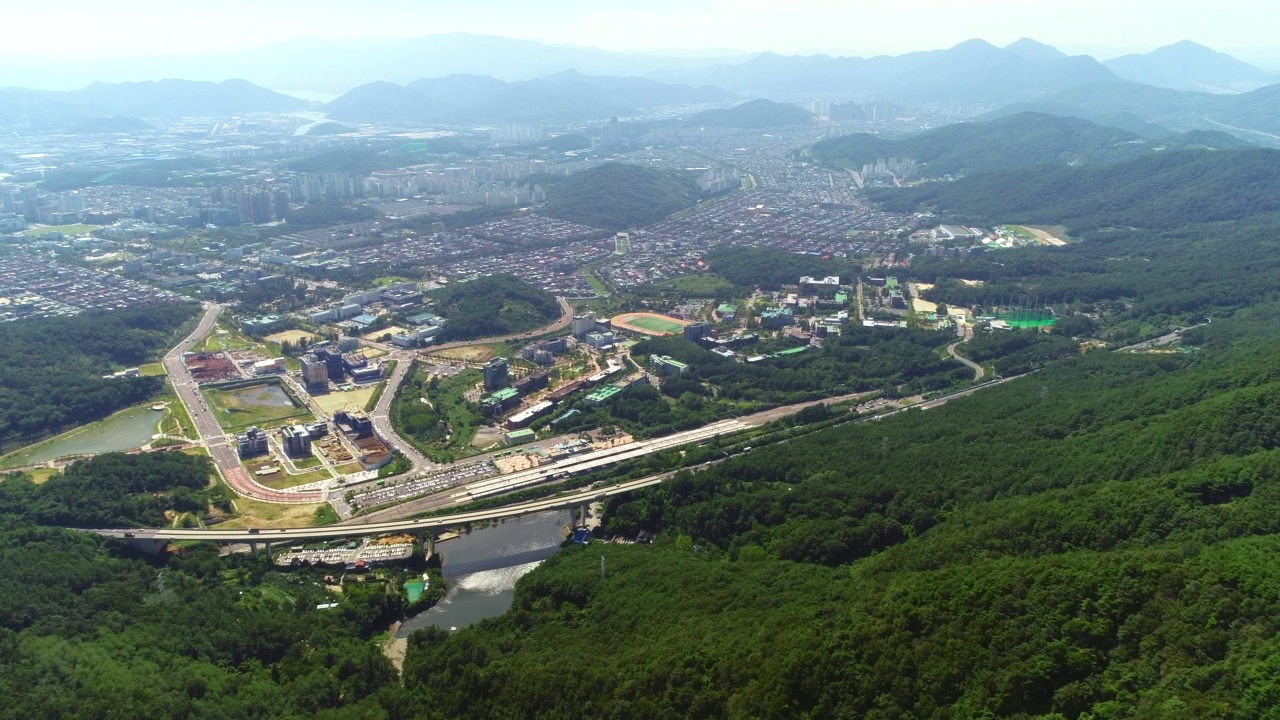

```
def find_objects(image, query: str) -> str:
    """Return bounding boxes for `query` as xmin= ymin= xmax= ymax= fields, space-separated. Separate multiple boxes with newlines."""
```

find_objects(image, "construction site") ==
xmin=183 ymin=352 xmax=239 ymax=382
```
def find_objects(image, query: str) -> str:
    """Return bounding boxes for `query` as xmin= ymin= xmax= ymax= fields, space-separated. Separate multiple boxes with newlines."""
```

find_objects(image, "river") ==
xmin=1 ymin=405 xmax=163 ymax=468
xmin=395 ymin=509 xmax=570 ymax=636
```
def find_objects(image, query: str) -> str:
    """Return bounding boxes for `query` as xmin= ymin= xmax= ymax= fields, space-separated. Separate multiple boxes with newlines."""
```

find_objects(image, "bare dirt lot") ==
xmin=432 ymin=346 xmax=496 ymax=362
xmin=265 ymin=330 xmax=320 ymax=345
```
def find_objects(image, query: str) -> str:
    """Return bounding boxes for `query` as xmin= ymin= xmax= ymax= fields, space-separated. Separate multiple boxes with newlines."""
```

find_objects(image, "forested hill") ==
xmin=400 ymin=304 xmax=1280 ymax=718
xmin=866 ymin=146 xmax=1280 ymax=232
xmin=684 ymin=98 xmax=813 ymax=129
xmin=703 ymin=246 xmax=858 ymax=290
xmin=0 ymin=303 xmax=200 ymax=453
xmin=538 ymin=163 xmax=699 ymax=230
xmin=431 ymin=274 xmax=560 ymax=342
xmin=809 ymin=112 xmax=1244 ymax=177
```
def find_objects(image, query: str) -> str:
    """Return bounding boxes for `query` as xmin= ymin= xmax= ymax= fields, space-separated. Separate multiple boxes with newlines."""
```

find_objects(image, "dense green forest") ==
xmin=809 ymin=112 xmax=1205 ymax=177
xmin=0 ymin=518 xmax=406 ymax=719
xmin=399 ymin=308 xmax=1280 ymax=718
xmin=0 ymin=451 xmax=225 ymax=527
xmin=538 ymin=163 xmax=700 ymax=230
xmin=0 ymin=303 xmax=200 ymax=453
xmin=0 ymin=450 xmax=423 ymax=718
xmin=702 ymin=246 xmax=858 ymax=290
xmin=866 ymin=147 xmax=1280 ymax=232
xmin=431 ymin=274 xmax=561 ymax=342
xmin=685 ymin=98 xmax=813 ymax=129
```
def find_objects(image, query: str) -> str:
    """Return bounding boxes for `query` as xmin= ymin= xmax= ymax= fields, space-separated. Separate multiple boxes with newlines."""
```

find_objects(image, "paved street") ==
xmin=162 ymin=304 xmax=323 ymax=504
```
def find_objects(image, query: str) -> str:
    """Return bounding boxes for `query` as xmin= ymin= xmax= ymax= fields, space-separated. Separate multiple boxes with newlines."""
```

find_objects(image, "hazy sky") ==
xmin=2 ymin=0 xmax=1277 ymax=65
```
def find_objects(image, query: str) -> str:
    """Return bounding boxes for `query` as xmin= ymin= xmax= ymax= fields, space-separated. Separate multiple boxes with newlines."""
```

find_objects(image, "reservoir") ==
xmin=396 ymin=509 xmax=568 ymax=636
xmin=2 ymin=405 xmax=163 ymax=467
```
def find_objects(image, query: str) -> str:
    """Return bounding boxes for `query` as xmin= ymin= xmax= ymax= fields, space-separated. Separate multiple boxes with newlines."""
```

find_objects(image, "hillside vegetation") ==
xmin=539 ymin=163 xmax=700 ymax=230
xmin=431 ymin=274 xmax=561 ymax=342
xmin=810 ymin=112 xmax=1201 ymax=176
xmin=0 ymin=303 xmax=200 ymax=453
xmin=703 ymin=246 xmax=858 ymax=290
xmin=866 ymin=147 xmax=1280 ymax=232
xmin=0 ymin=453 xmax=406 ymax=718
xmin=988 ymin=80 xmax=1280 ymax=138
xmin=685 ymin=98 xmax=812 ymax=128
xmin=399 ymin=305 xmax=1280 ymax=718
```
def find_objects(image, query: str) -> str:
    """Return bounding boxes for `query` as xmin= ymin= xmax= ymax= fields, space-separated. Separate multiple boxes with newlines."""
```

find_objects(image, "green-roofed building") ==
xmin=585 ymin=385 xmax=624 ymax=405
xmin=650 ymin=355 xmax=689 ymax=376
xmin=504 ymin=429 xmax=536 ymax=446
xmin=482 ymin=386 xmax=521 ymax=416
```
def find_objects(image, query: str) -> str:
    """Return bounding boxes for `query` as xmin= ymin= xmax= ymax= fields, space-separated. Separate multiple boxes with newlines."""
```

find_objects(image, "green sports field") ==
xmin=615 ymin=313 xmax=688 ymax=335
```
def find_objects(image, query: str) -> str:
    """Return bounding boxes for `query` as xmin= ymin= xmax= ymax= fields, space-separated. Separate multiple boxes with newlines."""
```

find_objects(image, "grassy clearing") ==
xmin=215 ymin=488 xmax=329 ymax=529
xmin=24 ymin=224 xmax=97 ymax=238
xmin=312 ymin=385 xmax=378 ymax=415
xmin=257 ymin=467 xmax=333 ymax=490
xmin=138 ymin=362 xmax=166 ymax=376
xmin=8 ymin=467 xmax=62 ymax=484
xmin=583 ymin=271 xmax=609 ymax=296
xmin=201 ymin=332 xmax=258 ymax=352
xmin=291 ymin=453 xmax=322 ymax=470
xmin=157 ymin=392 xmax=198 ymax=439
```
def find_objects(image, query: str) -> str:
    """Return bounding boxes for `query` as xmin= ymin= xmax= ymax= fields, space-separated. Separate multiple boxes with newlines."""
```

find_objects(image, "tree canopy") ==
xmin=0 ymin=303 xmax=200 ymax=451
xmin=431 ymin=274 xmax=561 ymax=342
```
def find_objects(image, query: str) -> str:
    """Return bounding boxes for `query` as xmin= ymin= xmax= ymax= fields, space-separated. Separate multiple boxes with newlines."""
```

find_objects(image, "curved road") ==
xmin=946 ymin=325 xmax=985 ymax=381
xmin=163 ymin=304 xmax=324 ymax=504
xmin=165 ymin=298 xmax=574 ymax=506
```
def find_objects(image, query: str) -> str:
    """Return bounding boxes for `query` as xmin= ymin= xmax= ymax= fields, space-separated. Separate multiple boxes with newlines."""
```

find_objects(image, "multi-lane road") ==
xmin=93 ymin=470 xmax=682 ymax=543
xmin=92 ymin=370 xmax=1028 ymax=544
xmin=132 ymin=298 xmax=1022 ymax=543
xmin=163 ymin=304 xmax=323 ymax=504
xmin=366 ymin=350 xmax=433 ymax=473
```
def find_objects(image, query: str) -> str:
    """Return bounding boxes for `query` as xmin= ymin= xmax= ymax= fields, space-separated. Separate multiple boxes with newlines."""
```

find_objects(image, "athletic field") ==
xmin=611 ymin=312 xmax=690 ymax=336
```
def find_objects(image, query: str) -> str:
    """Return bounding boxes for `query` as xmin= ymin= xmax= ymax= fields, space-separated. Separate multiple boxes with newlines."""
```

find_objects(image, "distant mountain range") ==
xmin=2 ymin=33 xmax=1273 ymax=103
xmin=655 ymin=39 xmax=1119 ymax=102
xmin=325 ymin=72 xmax=737 ymax=123
xmin=1104 ymin=40 xmax=1272 ymax=92
xmin=0 ymin=79 xmax=305 ymax=132
xmin=2 ymin=35 xmax=1278 ymax=136
xmin=0 ymin=34 xmax=749 ymax=93
xmin=684 ymin=99 xmax=812 ymax=129
xmin=809 ymin=112 xmax=1250 ymax=178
